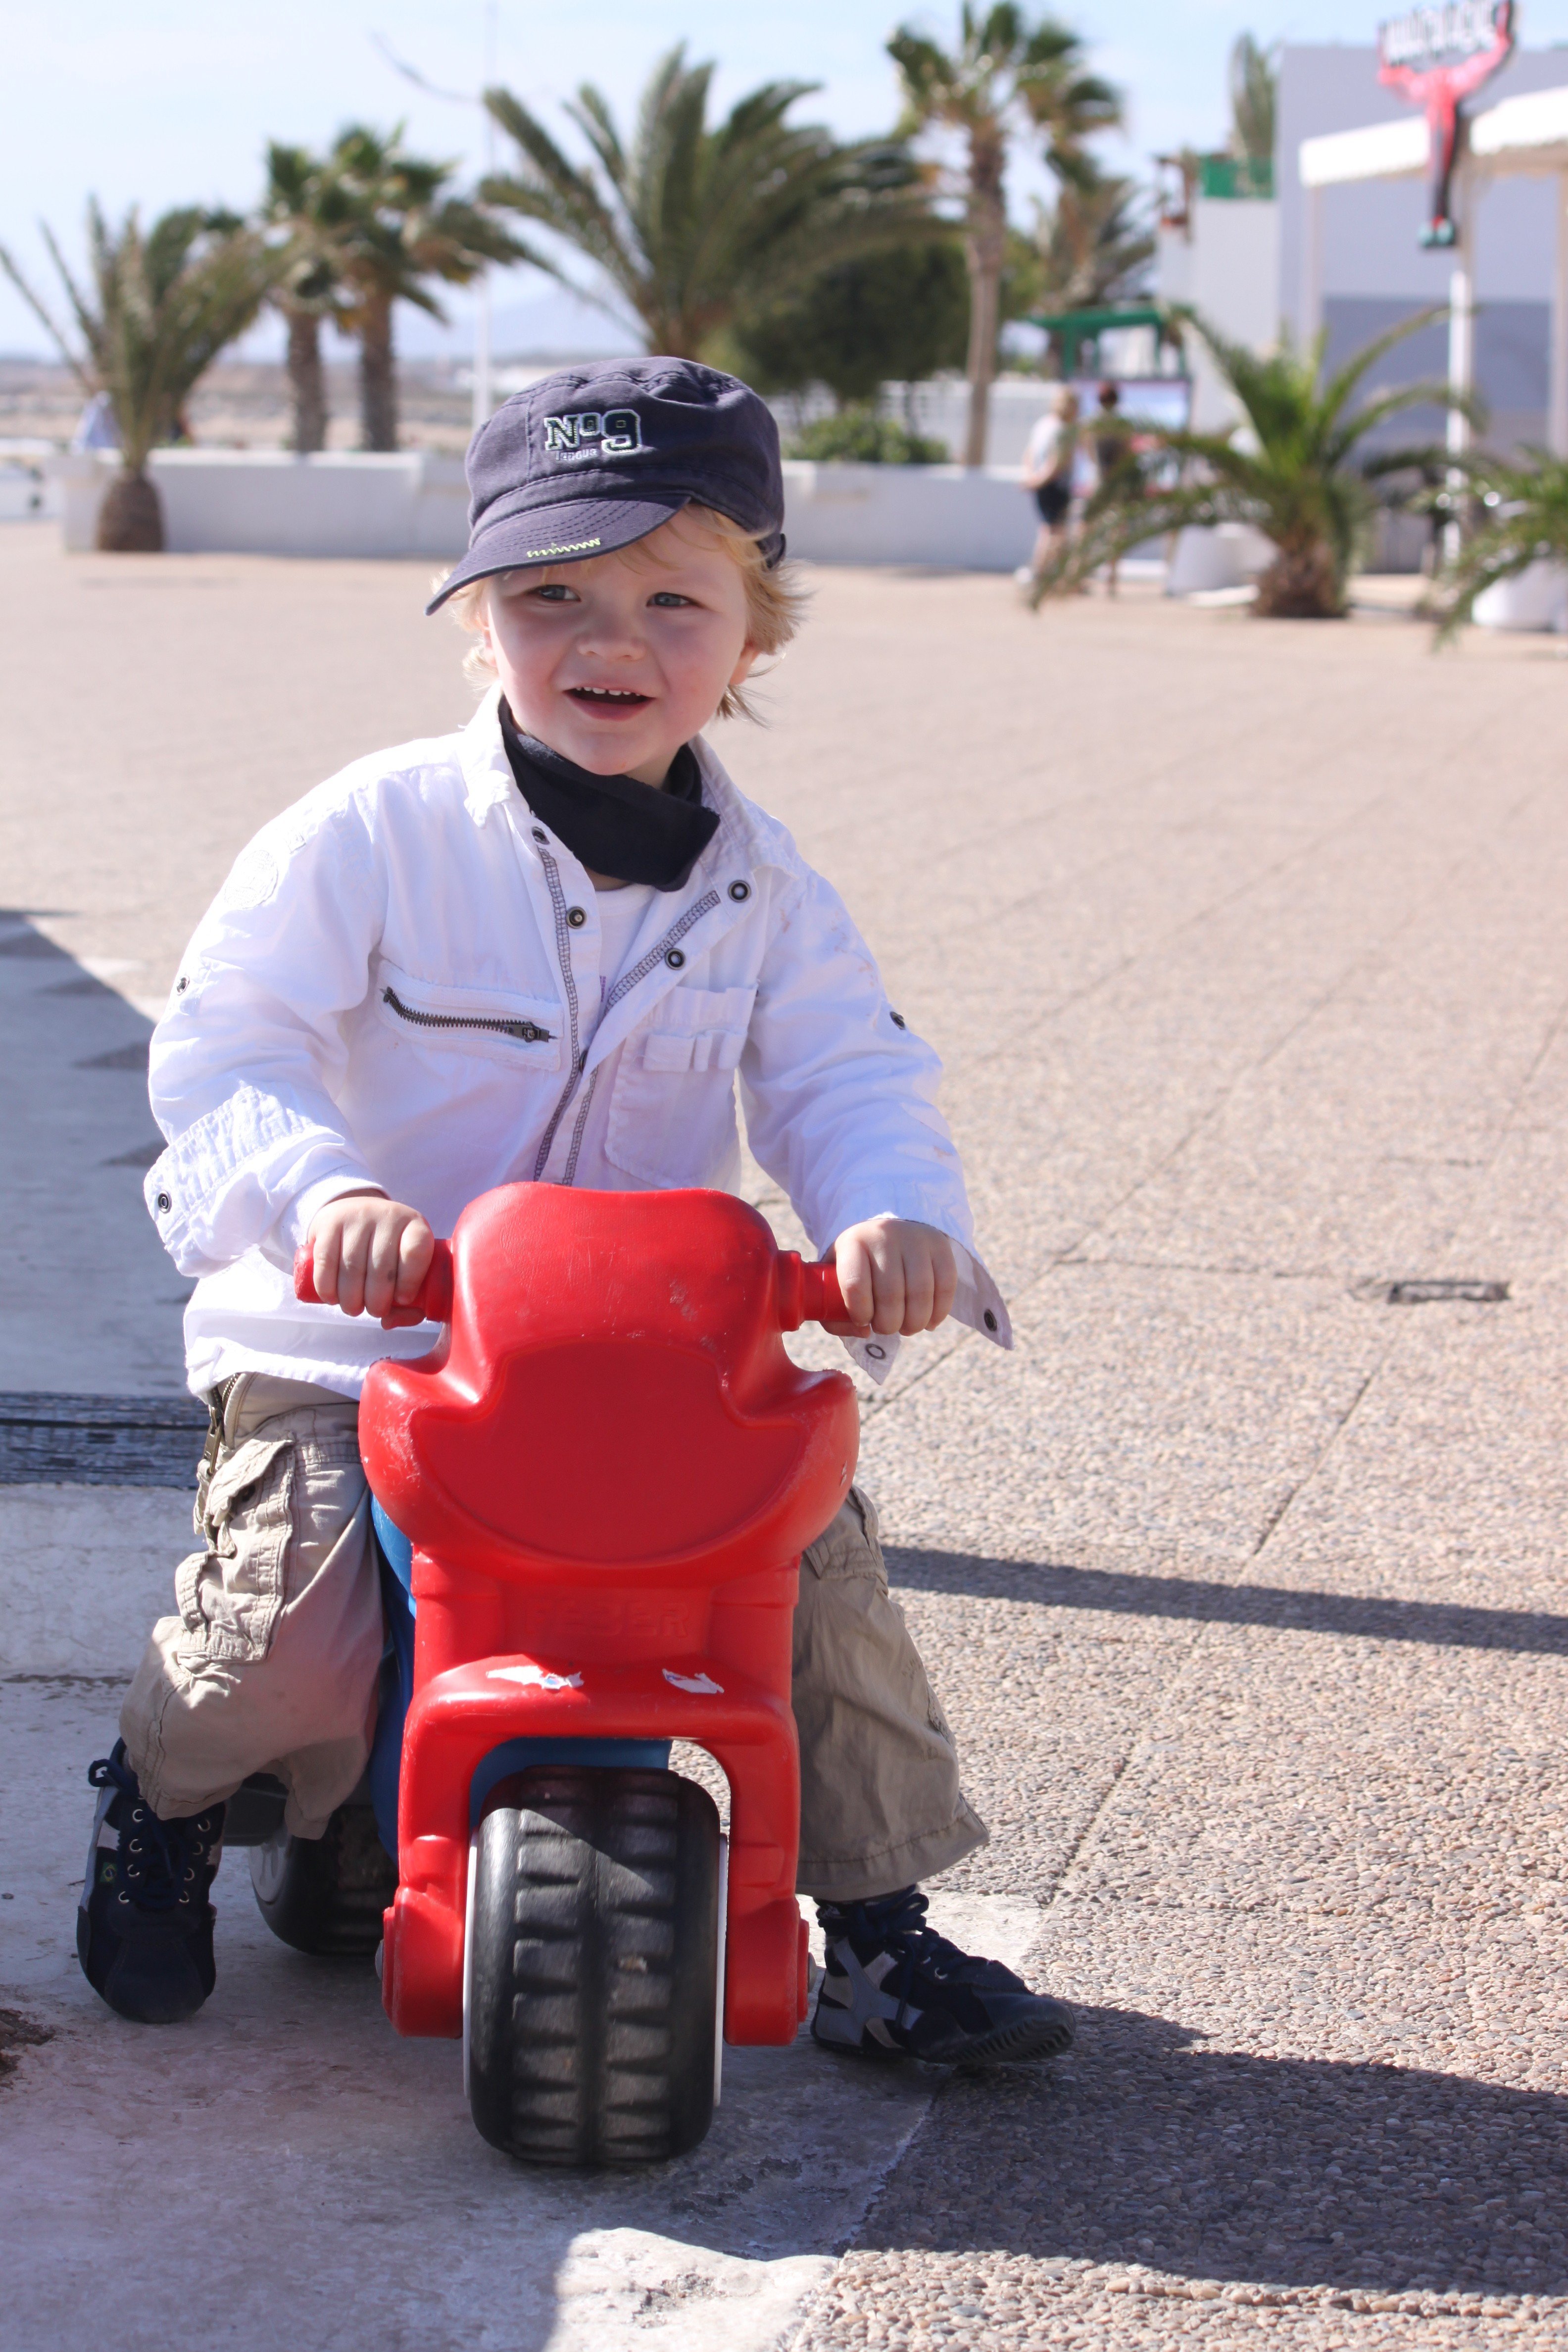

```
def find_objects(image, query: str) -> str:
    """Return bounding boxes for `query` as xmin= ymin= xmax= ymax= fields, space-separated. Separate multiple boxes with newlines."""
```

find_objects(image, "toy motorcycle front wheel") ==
xmin=466 ymin=1764 xmax=722 ymax=2167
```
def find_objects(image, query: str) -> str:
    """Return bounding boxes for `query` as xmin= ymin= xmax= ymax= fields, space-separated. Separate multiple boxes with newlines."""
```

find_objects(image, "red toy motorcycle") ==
xmin=241 ymin=1184 xmax=856 ymax=2168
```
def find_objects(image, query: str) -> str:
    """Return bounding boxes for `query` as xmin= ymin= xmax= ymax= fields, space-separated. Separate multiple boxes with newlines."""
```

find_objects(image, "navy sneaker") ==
xmin=77 ymin=1742 xmax=224 ymax=2023
xmin=812 ymin=1886 xmax=1075 ymax=2067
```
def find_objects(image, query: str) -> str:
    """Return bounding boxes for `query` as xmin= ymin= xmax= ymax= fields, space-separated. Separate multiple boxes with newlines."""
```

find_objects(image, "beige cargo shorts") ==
xmin=122 ymin=1374 xmax=988 ymax=1897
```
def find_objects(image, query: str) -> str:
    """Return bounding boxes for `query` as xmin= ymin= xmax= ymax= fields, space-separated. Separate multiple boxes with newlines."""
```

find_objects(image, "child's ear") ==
xmin=729 ymin=641 xmax=761 ymax=687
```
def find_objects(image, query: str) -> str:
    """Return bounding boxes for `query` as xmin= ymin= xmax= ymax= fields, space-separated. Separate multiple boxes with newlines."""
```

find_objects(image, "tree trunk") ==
xmin=96 ymin=469 xmax=164 ymax=553
xmin=286 ymin=307 xmax=328 ymax=454
xmin=1254 ymin=539 xmax=1343 ymax=618
xmin=962 ymin=137 xmax=1008 ymax=471
xmin=358 ymin=293 xmax=399 ymax=452
xmin=962 ymin=246 xmax=1002 ymax=469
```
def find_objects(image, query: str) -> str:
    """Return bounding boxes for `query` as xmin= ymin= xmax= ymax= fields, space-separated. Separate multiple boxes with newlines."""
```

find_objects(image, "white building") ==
xmin=1159 ymin=41 xmax=1568 ymax=453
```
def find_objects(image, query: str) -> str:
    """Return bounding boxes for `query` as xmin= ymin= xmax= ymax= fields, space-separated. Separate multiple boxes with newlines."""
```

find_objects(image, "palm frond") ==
xmin=14 ymin=204 xmax=274 ymax=470
xmin=487 ymin=51 xmax=934 ymax=357
xmin=0 ymin=236 xmax=97 ymax=390
xmin=1427 ymin=449 xmax=1568 ymax=639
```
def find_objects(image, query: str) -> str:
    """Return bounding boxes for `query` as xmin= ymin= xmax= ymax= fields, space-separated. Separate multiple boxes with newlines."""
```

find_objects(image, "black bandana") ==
xmin=499 ymin=700 xmax=719 ymax=891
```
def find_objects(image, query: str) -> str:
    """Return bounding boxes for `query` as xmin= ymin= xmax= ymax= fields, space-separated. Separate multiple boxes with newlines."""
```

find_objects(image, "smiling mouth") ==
xmin=568 ymin=686 xmax=651 ymax=709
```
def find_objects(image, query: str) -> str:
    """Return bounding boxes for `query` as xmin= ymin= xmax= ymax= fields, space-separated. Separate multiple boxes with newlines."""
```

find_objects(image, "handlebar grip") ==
xmin=775 ymin=1251 xmax=848 ymax=1329
xmin=293 ymin=1239 xmax=454 ymax=1327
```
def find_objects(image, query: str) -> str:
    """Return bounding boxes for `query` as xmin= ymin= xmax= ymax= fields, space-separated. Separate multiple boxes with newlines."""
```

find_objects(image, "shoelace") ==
xmin=820 ymin=1888 xmax=994 ymax=2023
xmin=88 ymin=1753 xmax=215 ymax=1915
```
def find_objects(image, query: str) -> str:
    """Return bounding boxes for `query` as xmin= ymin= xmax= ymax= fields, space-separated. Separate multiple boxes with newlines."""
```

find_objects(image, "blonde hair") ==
xmin=436 ymin=503 xmax=806 ymax=723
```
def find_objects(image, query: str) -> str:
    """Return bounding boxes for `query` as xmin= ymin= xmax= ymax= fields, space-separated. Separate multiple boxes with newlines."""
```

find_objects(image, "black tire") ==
xmin=467 ymin=1764 xmax=721 ymax=2167
xmin=249 ymin=1798 xmax=397 ymax=1957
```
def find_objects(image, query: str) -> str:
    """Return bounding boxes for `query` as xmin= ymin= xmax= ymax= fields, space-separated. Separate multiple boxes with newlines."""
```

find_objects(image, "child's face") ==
xmin=480 ymin=515 xmax=759 ymax=784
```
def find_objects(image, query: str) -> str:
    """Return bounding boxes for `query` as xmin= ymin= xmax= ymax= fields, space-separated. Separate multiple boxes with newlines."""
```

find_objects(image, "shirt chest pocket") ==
xmin=635 ymin=984 xmax=757 ymax=1075
xmin=606 ymin=982 xmax=758 ymax=1189
xmin=373 ymin=957 xmax=563 ymax=1073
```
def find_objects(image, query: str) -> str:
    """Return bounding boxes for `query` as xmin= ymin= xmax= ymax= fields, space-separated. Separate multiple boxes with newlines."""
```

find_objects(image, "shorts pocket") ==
xmin=177 ymin=1433 xmax=295 ymax=1667
xmin=801 ymin=1488 xmax=888 ymax=1594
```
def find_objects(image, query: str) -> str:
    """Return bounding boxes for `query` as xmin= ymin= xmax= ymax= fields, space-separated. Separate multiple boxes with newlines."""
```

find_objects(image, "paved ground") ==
xmin=1 ymin=518 xmax=1567 ymax=2348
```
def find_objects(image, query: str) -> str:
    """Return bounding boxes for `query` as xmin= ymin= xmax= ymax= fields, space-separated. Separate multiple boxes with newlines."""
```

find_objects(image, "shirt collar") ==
xmin=456 ymin=685 xmax=780 ymax=885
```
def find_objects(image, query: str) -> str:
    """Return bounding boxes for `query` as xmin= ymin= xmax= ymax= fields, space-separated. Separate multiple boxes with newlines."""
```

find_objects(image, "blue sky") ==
xmin=7 ymin=0 xmax=1568 ymax=359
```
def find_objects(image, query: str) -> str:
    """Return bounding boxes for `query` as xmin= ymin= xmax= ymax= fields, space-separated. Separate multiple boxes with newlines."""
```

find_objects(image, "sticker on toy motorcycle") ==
xmin=486 ymin=1664 xmax=583 ymax=1690
xmin=663 ymin=1667 xmax=723 ymax=1695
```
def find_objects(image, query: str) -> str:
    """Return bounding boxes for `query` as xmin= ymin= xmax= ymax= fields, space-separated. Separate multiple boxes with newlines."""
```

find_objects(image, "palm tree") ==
xmin=1428 ymin=450 xmax=1568 ymax=640
xmin=1029 ymin=165 xmax=1154 ymax=310
xmin=888 ymin=5 xmax=1122 ymax=467
xmin=328 ymin=125 xmax=527 ymax=452
xmin=1229 ymin=34 xmax=1279 ymax=173
xmin=1035 ymin=307 xmax=1478 ymax=618
xmin=0 ymin=201 xmax=274 ymax=550
xmin=480 ymin=47 xmax=935 ymax=360
xmin=262 ymin=143 xmax=357 ymax=454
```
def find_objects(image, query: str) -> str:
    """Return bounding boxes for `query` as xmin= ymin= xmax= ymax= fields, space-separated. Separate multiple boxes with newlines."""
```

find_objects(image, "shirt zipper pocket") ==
xmin=382 ymin=984 xmax=553 ymax=1045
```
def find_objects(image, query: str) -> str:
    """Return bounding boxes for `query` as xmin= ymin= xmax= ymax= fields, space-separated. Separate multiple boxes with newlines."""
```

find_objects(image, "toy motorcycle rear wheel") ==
xmin=467 ymin=1764 xmax=722 ymax=2166
xmin=249 ymin=1796 xmax=397 ymax=1957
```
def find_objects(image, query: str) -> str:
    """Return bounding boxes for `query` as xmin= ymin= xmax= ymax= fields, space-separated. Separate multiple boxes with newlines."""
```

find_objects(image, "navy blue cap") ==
xmin=426 ymin=357 xmax=785 ymax=613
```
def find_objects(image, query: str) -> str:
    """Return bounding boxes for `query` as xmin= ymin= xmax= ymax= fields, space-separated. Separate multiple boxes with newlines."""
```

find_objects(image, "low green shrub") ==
xmin=787 ymin=407 xmax=949 ymax=465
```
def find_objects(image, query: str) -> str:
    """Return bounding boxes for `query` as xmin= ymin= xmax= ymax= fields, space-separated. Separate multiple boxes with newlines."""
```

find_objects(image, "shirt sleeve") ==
xmin=143 ymin=789 xmax=385 ymax=1277
xmin=736 ymin=863 xmax=1010 ymax=1362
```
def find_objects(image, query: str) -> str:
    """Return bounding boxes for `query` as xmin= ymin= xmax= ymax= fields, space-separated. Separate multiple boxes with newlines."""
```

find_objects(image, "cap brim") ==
xmin=425 ymin=494 xmax=689 ymax=614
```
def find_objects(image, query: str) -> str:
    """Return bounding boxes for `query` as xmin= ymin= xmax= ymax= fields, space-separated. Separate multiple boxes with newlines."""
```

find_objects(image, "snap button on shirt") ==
xmin=566 ymin=905 xmax=587 ymax=929
xmin=665 ymin=947 xmax=686 ymax=969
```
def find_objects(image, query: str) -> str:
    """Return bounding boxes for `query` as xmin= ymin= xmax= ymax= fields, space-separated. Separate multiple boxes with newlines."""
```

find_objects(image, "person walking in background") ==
xmin=1019 ymin=385 xmax=1079 ymax=591
xmin=1092 ymin=382 xmax=1135 ymax=598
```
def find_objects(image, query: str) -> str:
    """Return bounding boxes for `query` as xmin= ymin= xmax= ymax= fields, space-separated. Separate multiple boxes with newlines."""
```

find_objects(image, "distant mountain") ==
xmin=452 ymin=285 xmax=640 ymax=362
xmin=232 ymin=274 xmax=640 ymax=367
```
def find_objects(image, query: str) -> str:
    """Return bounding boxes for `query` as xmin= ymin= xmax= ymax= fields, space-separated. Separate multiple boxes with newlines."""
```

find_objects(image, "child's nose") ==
xmin=577 ymin=618 xmax=645 ymax=660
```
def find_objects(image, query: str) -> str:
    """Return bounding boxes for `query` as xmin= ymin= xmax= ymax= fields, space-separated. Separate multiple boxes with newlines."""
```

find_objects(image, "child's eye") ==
xmin=648 ymin=591 xmax=693 ymax=608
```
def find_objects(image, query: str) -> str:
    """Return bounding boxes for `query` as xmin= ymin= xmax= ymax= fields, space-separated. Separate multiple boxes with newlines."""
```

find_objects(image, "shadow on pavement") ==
xmin=886 ymin=1548 xmax=1568 ymax=1658
xmin=859 ymin=2005 xmax=1568 ymax=2299
xmin=0 ymin=909 xmax=190 ymax=1396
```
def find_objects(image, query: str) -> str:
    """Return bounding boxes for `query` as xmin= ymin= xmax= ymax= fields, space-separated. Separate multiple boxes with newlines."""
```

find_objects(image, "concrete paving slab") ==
xmin=1257 ymin=1303 xmax=1568 ymax=1606
xmin=1053 ymin=1629 xmax=1568 ymax=1955
xmin=857 ymin=1265 xmax=1386 ymax=1566
xmin=0 ymin=1485 xmax=193 ymax=1673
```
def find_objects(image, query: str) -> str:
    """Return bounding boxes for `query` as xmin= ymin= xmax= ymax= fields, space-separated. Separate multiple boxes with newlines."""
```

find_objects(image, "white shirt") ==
xmin=568 ymin=880 xmax=657 ymax=1188
xmin=144 ymin=694 xmax=1011 ymax=1395
xmin=1024 ymin=411 xmax=1075 ymax=483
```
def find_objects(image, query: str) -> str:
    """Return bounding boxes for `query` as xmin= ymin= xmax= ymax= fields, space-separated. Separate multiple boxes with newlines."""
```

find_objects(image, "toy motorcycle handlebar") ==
xmin=293 ymin=1240 xmax=849 ymax=1330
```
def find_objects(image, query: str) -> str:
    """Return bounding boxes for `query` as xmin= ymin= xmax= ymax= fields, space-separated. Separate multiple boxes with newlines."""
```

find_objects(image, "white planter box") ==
xmin=780 ymin=459 xmax=1035 ymax=571
xmin=52 ymin=448 xmax=1054 ymax=572
xmin=1165 ymin=523 xmax=1273 ymax=596
xmin=1471 ymin=558 xmax=1568 ymax=632
xmin=54 ymin=447 xmax=471 ymax=560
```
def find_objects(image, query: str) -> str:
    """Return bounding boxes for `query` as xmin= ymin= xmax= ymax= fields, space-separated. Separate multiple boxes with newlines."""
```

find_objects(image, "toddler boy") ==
xmin=80 ymin=360 xmax=1073 ymax=2071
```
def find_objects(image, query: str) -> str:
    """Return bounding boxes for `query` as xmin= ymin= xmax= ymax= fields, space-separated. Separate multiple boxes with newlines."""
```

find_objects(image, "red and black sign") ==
xmin=1377 ymin=0 xmax=1515 ymax=245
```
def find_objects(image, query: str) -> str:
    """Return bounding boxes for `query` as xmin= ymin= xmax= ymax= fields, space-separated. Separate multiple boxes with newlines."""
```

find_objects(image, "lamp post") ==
xmin=1444 ymin=155 xmax=1475 ymax=565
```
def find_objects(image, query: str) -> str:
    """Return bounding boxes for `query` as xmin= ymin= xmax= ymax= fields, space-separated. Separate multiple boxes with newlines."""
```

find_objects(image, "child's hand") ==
xmin=307 ymin=1191 xmax=435 ymax=1324
xmin=827 ymin=1217 xmax=957 ymax=1338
